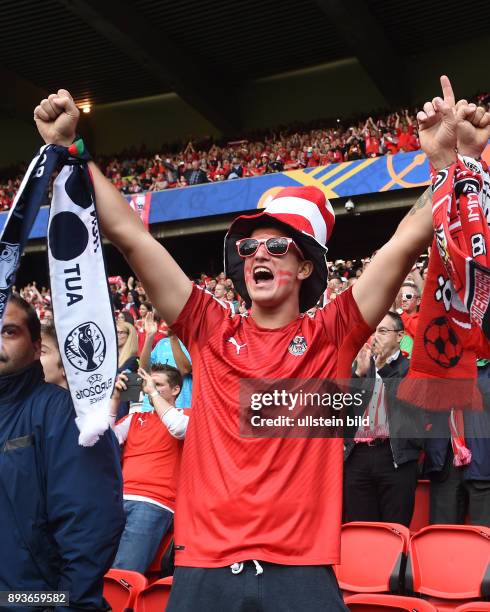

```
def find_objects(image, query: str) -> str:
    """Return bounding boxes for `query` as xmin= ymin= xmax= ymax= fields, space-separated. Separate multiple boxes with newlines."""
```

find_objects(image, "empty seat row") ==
xmin=335 ymin=522 xmax=490 ymax=610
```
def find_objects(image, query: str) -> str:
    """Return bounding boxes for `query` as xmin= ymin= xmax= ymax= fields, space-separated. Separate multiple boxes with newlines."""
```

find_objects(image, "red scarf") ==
xmin=399 ymin=157 xmax=490 ymax=464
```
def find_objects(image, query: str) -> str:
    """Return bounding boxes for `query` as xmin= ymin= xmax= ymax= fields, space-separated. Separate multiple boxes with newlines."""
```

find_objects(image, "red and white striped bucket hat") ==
xmin=224 ymin=186 xmax=335 ymax=312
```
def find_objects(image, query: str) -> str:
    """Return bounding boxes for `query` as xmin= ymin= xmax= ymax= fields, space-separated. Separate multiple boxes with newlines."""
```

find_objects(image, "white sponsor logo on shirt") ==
xmin=228 ymin=336 xmax=247 ymax=355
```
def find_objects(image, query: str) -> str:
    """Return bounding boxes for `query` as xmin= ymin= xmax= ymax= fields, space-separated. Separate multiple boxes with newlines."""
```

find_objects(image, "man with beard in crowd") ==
xmin=0 ymin=296 xmax=124 ymax=610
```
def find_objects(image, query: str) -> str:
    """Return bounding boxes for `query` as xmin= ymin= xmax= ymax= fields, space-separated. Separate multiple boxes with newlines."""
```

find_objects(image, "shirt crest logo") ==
xmin=288 ymin=335 xmax=307 ymax=356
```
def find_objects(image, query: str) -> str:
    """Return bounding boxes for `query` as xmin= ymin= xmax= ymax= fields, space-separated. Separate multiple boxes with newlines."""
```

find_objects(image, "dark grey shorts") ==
xmin=166 ymin=561 xmax=348 ymax=612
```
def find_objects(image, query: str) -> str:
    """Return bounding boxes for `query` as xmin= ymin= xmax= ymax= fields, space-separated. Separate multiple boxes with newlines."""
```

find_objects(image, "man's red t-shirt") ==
xmin=171 ymin=284 xmax=372 ymax=567
xmin=120 ymin=412 xmax=183 ymax=510
xmin=401 ymin=310 xmax=419 ymax=340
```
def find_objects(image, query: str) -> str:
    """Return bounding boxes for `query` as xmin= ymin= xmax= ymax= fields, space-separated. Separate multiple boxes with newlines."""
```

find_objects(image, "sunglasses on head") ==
xmin=236 ymin=237 xmax=304 ymax=259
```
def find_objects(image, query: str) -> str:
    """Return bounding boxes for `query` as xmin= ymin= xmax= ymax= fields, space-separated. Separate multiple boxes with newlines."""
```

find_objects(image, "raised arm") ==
xmin=352 ymin=75 xmax=458 ymax=328
xmin=352 ymin=187 xmax=433 ymax=327
xmin=139 ymin=312 xmax=157 ymax=371
xmin=33 ymin=90 xmax=192 ymax=325
xmin=169 ymin=333 xmax=192 ymax=376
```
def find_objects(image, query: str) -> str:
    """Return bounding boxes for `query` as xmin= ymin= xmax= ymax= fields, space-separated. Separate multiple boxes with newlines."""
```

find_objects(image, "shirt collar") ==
xmin=385 ymin=349 xmax=400 ymax=365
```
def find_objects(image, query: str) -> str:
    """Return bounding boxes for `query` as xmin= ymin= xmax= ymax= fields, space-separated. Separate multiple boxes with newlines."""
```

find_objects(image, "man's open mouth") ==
xmin=253 ymin=266 xmax=274 ymax=285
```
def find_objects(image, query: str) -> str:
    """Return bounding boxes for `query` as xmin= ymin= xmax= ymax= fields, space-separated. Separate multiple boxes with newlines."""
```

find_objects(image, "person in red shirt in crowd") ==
xmin=382 ymin=130 xmax=399 ymax=154
xmin=123 ymin=291 xmax=139 ymax=321
xmin=363 ymin=117 xmax=382 ymax=158
xmin=109 ymin=364 xmax=189 ymax=573
xmin=331 ymin=139 xmax=345 ymax=163
xmin=0 ymin=189 xmax=11 ymax=210
xmin=35 ymin=86 xmax=439 ymax=611
xmin=395 ymin=110 xmax=420 ymax=152
xmin=305 ymin=146 xmax=320 ymax=167
xmin=246 ymin=158 xmax=262 ymax=177
xmin=135 ymin=301 xmax=152 ymax=332
xmin=398 ymin=281 xmax=420 ymax=340
xmin=365 ymin=130 xmax=381 ymax=157
xmin=283 ymin=150 xmax=300 ymax=171
xmin=257 ymin=152 xmax=269 ymax=174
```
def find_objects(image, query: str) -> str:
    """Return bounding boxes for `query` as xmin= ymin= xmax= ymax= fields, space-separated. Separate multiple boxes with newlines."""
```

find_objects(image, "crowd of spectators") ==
xmin=19 ymin=253 xmax=429 ymax=328
xmin=0 ymin=91 xmax=487 ymax=211
xmin=97 ymin=108 xmax=424 ymax=196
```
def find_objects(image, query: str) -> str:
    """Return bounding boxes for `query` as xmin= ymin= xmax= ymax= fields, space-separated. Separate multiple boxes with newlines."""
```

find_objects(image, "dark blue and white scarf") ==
xmin=0 ymin=142 xmax=117 ymax=446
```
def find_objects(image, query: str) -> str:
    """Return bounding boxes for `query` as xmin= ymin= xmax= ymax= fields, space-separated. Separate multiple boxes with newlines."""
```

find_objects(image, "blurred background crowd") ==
xmin=1 ymin=92 xmax=488 ymax=211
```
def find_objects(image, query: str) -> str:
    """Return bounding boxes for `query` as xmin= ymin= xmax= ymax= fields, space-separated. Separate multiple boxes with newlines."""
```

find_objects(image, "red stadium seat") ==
xmin=345 ymin=593 xmax=438 ymax=611
xmin=409 ymin=480 xmax=430 ymax=533
xmin=454 ymin=604 xmax=490 ymax=611
xmin=335 ymin=522 xmax=410 ymax=595
xmin=103 ymin=569 xmax=148 ymax=612
xmin=135 ymin=577 xmax=173 ymax=612
xmin=405 ymin=525 xmax=490 ymax=611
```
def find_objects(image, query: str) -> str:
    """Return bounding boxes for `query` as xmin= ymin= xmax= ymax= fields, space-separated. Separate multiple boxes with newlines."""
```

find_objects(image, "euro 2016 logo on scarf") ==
xmin=64 ymin=321 xmax=106 ymax=372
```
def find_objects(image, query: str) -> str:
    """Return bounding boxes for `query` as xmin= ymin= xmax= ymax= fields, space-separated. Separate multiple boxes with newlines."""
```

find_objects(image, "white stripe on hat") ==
xmin=265 ymin=196 xmax=328 ymax=245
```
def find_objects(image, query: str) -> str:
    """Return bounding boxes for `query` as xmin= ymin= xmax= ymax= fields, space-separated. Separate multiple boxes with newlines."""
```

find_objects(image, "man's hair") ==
xmin=41 ymin=323 xmax=59 ymax=348
xmin=8 ymin=294 xmax=41 ymax=342
xmin=401 ymin=281 xmax=420 ymax=297
xmin=151 ymin=363 xmax=183 ymax=396
xmin=386 ymin=311 xmax=404 ymax=332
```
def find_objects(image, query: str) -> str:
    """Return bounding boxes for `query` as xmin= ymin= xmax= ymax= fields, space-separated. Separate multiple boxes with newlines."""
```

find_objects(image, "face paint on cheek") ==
xmin=277 ymin=270 xmax=295 ymax=286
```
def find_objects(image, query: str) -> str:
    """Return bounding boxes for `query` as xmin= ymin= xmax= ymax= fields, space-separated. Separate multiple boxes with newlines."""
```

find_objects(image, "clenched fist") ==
xmin=33 ymin=89 xmax=80 ymax=147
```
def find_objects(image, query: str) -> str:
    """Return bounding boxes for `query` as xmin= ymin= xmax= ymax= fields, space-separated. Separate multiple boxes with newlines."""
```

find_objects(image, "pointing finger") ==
xmin=440 ymin=74 xmax=455 ymax=107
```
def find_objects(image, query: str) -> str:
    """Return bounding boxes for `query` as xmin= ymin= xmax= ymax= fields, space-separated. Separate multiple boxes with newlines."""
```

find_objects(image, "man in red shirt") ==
xmin=399 ymin=281 xmax=420 ymax=341
xmin=35 ymin=86 xmax=445 ymax=611
xmin=109 ymin=364 xmax=188 ymax=573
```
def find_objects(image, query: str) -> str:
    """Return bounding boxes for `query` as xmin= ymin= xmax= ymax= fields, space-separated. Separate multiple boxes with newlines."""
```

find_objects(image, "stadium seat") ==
xmin=409 ymin=479 xmax=430 ymax=533
xmin=345 ymin=593 xmax=438 ymax=611
xmin=135 ymin=577 xmax=173 ymax=612
xmin=405 ymin=524 xmax=490 ymax=611
xmin=103 ymin=569 xmax=148 ymax=612
xmin=335 ymin=522 xmax=410 ymax=595
xmin=454 ymin=604 xmax=490 ymax=611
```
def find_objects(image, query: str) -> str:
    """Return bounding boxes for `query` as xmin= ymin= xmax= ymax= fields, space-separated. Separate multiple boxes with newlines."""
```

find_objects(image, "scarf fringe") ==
xmin=453 ymin=445 xmax=472 ymax=467
xmin=76 ymin=410 xmax=112 ymax=447
xmin=398 ymin=371 xmax=482 ymax=411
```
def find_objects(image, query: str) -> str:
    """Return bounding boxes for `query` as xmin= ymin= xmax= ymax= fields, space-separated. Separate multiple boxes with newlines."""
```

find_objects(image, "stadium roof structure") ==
xmin=2 ymin=0 xmax=490 ymax=133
